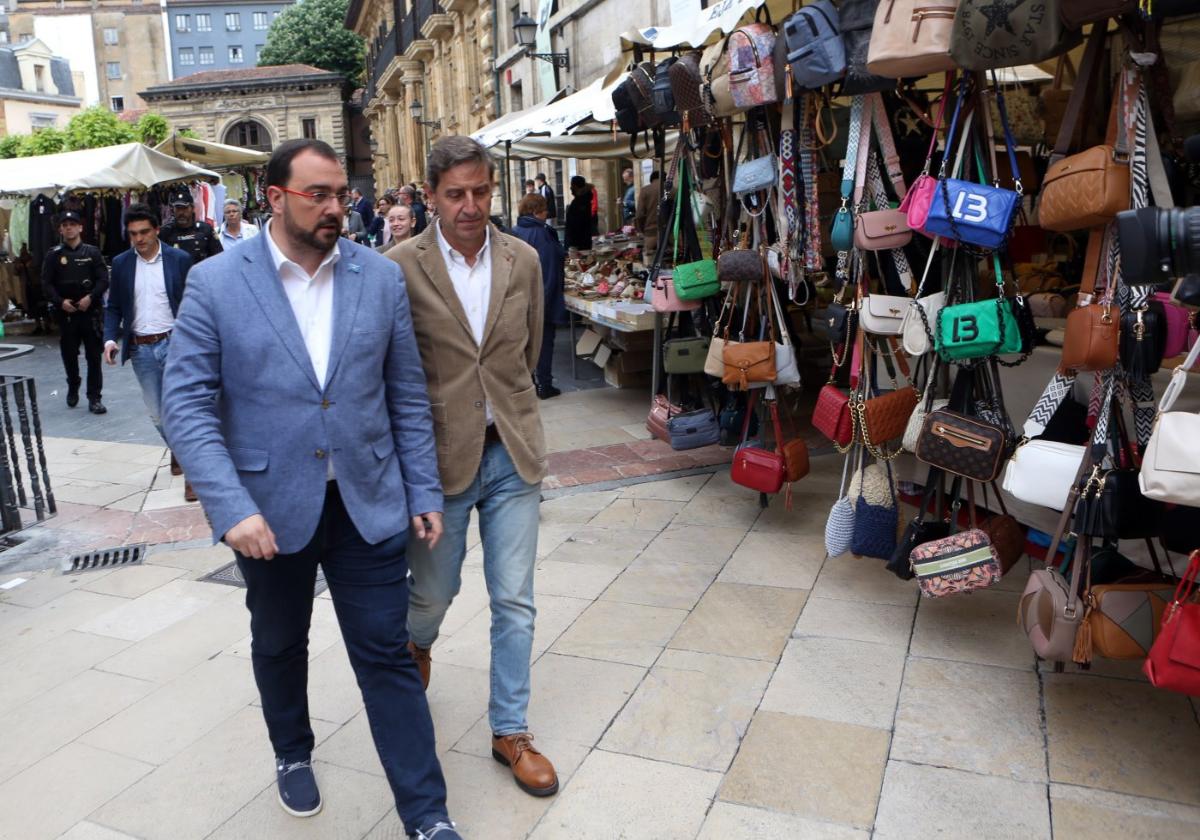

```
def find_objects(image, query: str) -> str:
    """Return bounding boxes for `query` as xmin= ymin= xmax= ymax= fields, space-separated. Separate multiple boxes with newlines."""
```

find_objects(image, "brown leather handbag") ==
xmin=669 ymin=51 xmax=713 ymax=129
xmin=1075 ymin=581 xmax=1175 ymax=665
xmin=980 ymin=484 xmax=1025 ymax=575
xmin=718 ymin=248 xmax=764 ymax=284
xmin=722 ymin=341 xmax=777 ymax=390
xmin=1061 ymin=232 xmax=1119 ymax=373
xmin=860 ymin=387 xmax=918 ymax=452
xmin=1038 ymin=28 xmax=1131 ymax=233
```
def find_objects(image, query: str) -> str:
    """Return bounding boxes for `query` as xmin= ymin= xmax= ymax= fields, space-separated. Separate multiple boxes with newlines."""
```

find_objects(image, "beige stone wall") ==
xmin=1 ymin=98 xmax=83 ymax=133
xmin=92 ymin=11 xmax=171 ymax=111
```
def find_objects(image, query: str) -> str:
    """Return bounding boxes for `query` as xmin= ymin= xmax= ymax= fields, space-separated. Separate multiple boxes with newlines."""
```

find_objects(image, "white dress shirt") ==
xmin=132 ymin=244 xmax=175 ymax=336
xmin=264 ymin=219 xmax=338 ymax=477
xmin=219 ymin=220 xmax=259 ymax=249
xmin=435 ymin=221 xmax=493 ymax=422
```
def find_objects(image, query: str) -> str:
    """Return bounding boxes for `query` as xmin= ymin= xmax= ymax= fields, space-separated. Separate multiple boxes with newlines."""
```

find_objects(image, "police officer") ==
xmin=159 ymin=189 xmax=222 ymax=265
xmin=41 ymin=210 xmax=108 ymax=413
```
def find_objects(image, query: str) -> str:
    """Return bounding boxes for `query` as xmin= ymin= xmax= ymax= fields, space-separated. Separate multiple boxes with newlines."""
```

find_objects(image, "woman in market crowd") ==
xmin=377 ymin=203 xmax=415 ymax=252
xmin=635 ymin=171 xmax=661 ymax=257
xmin=511 ymin=192 xmax=567 ymax=399
xmin=368 ymin=194 xmax=395 ymax=248
xmin=565 ymin=175 xmax=594 ymax=250
xmin=524 ymin=179 xmax=537 ymax=196
xmin=217 ymin=199 xmax=259 ymax=249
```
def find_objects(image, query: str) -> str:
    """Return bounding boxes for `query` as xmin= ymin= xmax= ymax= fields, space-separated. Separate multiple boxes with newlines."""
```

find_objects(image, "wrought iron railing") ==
xmin=0 ymin=347 xmax=55 ymax=535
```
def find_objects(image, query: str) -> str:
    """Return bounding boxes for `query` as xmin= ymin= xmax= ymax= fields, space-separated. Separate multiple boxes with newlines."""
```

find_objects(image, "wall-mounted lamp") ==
xmin=512 ymin=11 xmax=570 ymax=70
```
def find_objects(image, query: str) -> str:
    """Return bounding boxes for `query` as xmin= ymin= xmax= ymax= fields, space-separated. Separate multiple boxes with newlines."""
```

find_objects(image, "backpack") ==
xmin=837 ymin=0 xmax=891 ymax=95
xmin=652 ymin=57 xmax=681 ymax=127
xmin=611 ymin=75 xmax=644 ymax=136
xmin=629 ymin=61 xmax=661 ymax=128
xmin=784 ymin=0 xmax=846 ymax=90
xmin=728 ymin=23 xmax=779 ymax=109
xmin=669 ymin=51 xmax=713 ymax=129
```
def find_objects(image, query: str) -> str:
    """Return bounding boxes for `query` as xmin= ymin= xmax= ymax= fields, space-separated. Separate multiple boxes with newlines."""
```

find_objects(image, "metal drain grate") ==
xmin=203 ymin=561 xmax=328 ymax=596
xmin=62 ymin=543 xmax=148 ymax=574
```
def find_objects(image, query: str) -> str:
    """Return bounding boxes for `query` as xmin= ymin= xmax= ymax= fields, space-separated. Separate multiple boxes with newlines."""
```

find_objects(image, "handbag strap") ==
xmin=1170 ymin=551 xmax=1200 ymax=611
xmin=840 ymin=96 xmax=867 ymax=206
xmin=989 ymin=74 xmax=1024 ymax=192
xmin=1051 ymin=24 xmax=1109 ymax=164
xmin=938 ymin=75 xmax=973 ymax=178
xmin=739 ymin=388 xmax=761 ymax=446
xmin=1156 ymin=337 xmax=1200 ymax=413
xmin=922 ymin=75 xmax=955 ymax=173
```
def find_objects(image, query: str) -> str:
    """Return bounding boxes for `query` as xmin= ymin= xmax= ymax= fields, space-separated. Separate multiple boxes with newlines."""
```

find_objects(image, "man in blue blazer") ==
xmin=161 ymin=139 xmax=459 ymax=840
xmin=103 ymin=203 xmax=195 ymax=496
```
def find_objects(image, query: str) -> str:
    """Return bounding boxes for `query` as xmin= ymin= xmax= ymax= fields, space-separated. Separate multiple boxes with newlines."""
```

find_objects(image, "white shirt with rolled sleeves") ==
xmin=434 ymin=221 xmax=494 ymax=423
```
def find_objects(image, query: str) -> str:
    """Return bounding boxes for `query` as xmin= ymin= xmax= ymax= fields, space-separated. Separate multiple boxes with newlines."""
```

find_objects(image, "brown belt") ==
xmin=133 ymin=331 xmax=171 ymax=345
xmin=485 ymin=424 xmax=501 ymax=444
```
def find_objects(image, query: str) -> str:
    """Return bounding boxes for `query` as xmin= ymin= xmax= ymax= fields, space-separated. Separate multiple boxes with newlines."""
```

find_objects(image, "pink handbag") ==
xmin=855 ymin=208 xmax=912 ymax=251
xmin=649 ymin=271 xmax=701 ymax=313
xmin=1155 ymin=292 xmax=1198 ymax=362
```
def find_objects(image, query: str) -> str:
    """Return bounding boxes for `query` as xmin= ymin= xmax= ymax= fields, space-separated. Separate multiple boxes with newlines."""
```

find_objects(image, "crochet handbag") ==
xmin=851 ymin=459 xmax=898 ymax=560
xmin=825 ymin=453 xmax=858 ymax=557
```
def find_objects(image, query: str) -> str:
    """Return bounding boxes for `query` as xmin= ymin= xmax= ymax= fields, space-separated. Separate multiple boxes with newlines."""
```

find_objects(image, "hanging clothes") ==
xmin=28 ymin=194 xmax=57 ymax=267
xmin=9 ymin=200 xmax=30 ymax=257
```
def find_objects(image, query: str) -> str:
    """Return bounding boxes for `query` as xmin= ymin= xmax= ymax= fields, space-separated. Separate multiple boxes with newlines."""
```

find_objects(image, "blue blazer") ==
xmin=104 ymin=242 xmax=192 ymax=363
xmin=160 ymin=232 xmax=443 ymax=554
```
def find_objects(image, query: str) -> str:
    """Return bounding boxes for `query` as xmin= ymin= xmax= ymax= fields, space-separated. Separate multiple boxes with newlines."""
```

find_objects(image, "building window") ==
xmin=178 ymin=48 xmax=194 ymax=65
xmin=106 ymin=61 xmax=121 ymax=79
xmin=229 ymin=45 xmax=244 ymax=64
xmin=33 ymin=63 xmax=45 ymax=92
xmin=224 ymin=119 xmax=270 ymax=151
xmin=30 ymin=113 xmax=57 ymax=129
xmin=253 ymin=11 xmax=269 ymax=29
xmin=196 ymin=13 xmax=211 ymax=32
xmin=175 ymin=14 xmax=189 ymax=32
xmin=225 ymin=12 xmax=240 ymax=31
xmin=0 ymin=33 xmax=8 ymax=45
xmin=103 ymin=27 xmax=118 ymax=45
xmin=255 ymin=44 xmax=264 ymax=60
xmin=302 ymin=118 xmax=317 ymax=139
xmin=199 ymin=46 xmax=214 ymax=65
xmin=111 ymin=95 xmax=124 ymax=112
xmin=272 ymin=10 xmax=280 ymax=19
xmin=509 ymin=2 xmax=520 ymax=48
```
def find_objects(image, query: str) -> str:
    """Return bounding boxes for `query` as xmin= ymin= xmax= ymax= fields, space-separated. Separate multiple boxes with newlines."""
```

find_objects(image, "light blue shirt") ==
xmin=218 ymin=220 xmax=259 ymax=249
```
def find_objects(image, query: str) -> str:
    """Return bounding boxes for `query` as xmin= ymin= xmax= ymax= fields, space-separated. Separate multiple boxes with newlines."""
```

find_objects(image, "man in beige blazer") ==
xmin=387 ymin=136 xmax=557 ymax=798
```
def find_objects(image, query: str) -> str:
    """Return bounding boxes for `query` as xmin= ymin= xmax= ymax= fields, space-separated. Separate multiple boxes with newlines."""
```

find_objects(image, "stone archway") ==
xmin=222 ymin=117 xmax=273 ymax=152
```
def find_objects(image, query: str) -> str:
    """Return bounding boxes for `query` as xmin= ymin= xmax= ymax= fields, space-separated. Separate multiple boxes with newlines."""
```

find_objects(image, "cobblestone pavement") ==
xmin=2 ymin=388 xmax=1200 ymax=838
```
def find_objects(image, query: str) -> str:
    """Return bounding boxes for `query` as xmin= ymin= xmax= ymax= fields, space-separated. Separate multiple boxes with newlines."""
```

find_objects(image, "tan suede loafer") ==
xmin=407 ymin=640 xmax=431 ymax=690
xmin=491 ymin=733 xmax=559 ymax=797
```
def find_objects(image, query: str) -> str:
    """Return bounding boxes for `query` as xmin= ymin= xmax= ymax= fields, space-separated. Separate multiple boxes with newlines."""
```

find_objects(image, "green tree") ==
xmin=134 ymin=113 xmax=170 ymax=146
xmin=258 ymin=0 xmax=363 ymax=83
xmin=178 ymin=128 xmax=200 ymax=139
xmin=18 ymin=127 xmax=67 ymax=156
xmin=63 ymin=106 xmax=136 ymax=151
xmin=0 ymin=134 xmax=24 ymax=159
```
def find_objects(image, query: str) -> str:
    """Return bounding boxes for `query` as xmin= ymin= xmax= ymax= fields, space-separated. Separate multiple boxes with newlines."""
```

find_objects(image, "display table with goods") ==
xmin=605 ymin=2 xmax=1200 ymax=692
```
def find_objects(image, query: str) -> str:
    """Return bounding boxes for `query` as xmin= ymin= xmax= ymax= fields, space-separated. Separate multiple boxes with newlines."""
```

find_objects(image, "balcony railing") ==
xmin=364 ymin=1 xmax=444 ymax=101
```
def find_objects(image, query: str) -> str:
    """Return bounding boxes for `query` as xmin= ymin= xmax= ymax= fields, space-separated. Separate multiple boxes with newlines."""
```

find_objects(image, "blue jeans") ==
xmin=236 ymin=483 xmax=448 ymax=834
xmin=130 ymin=337 xmax=170 ymax=441
xmin=407 ymin=440 xmax=541 ymax=735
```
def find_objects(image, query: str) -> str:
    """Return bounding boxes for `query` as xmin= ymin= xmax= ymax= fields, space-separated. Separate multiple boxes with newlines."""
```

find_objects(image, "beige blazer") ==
xmin=387 ymin=224 xmax=546 ymax=495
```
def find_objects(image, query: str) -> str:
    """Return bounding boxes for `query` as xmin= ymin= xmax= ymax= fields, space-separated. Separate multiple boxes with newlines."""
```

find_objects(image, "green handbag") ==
xmin=673 ymin=259 xmax=719 ymax=300
xmin=663 ymin=336 xmax=712 ymax=374
xmin=936 ymin=297 xmax=1022 ymax=361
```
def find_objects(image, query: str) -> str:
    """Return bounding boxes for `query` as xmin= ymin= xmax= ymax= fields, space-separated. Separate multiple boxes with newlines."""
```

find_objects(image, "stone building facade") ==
xmin=0 ymin=38 xmax=82 ymax=134
xmin=7 ymin=0 xmax=172 ymax=113
xmin=139 ymin=63 xmax=349 ymax=160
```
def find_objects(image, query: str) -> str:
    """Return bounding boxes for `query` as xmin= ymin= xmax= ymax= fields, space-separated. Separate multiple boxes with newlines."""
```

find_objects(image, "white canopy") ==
xmin=0 ymin=142 xmax=219 ymax=199
xmin=155 ymin=132 xmax=270 ymax=168
xmin=497 ymin=129 xmax=676 ymax=161
xmin=473 ymin=73 xmax=627 ymax=146
xmin=621 ymin=0 xmax=767 ymax=50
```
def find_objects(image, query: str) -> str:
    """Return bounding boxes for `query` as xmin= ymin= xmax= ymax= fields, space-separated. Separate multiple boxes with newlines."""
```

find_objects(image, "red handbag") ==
xmin=813 ymin=384 xmax=853 ymax=447
xmin=1144 ymin=551 xmax=1200 ymax=697
xmin=730 ymin=392 xmax=786 ymax=494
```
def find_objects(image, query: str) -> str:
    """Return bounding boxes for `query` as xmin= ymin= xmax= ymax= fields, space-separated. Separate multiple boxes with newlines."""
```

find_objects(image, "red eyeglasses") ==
xmin=276 ymin=187 xmax=355 ymax=207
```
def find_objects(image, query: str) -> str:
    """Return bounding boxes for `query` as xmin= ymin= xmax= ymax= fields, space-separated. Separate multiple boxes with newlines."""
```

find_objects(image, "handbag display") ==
xmin=814 ymin=383 xmax=854 ymax=447
xmin=783 ymin=0 xmax=846 ymax=91
xmin=936 ymin=297 xmax=1023 ymax=361
xmin=860 ymin=294 xmax=910 ymax=336
xmin=950 ymin=0 xmax=1078 ymax=71
xmin=673 ymin=259 xmax=719 ymax=301
xmin=913 ymin=528 xmax=1002 ymax=598
xmin=668 ymin=407 xmax=720 ymax=451
xmin=732 ymin=154 xmax=778 ymax=197
xmin=728 ymin=23 xmax=779 ymax=109
xmin=838 ymin=0 xmax=892 ymax=95
xmin=1120 ymin=301 xmax=1167 ymax=379
xmin=915 ymin=408 xmax=1008 ymax=482
xmin=1144 ymin=551 xmax=1200 ymax=697
xmin=866 ymin=0 xmax=958 ymax=79
xmin=1140 ymin=340 xmax=1200 ymax=506
xmin=668 ymin=51 xmax=713 ymax=129
xmin=663 ymin=336 xmax=712 ymax=375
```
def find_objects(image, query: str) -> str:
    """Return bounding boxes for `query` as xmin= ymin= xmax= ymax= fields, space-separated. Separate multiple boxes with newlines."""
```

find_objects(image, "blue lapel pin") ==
xmin=348 ymin=263 xmax=361 ymax=273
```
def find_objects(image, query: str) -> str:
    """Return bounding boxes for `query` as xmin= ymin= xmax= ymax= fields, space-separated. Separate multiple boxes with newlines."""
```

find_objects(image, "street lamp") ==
xmin=409 ymin=98 xmax=441 ymax=129
xmin=512 ymin=10 xmax=570 ymax=70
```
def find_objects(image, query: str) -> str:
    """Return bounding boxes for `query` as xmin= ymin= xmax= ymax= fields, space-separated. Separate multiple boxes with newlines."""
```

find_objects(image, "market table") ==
xmin=563 ymin=293 xmax=662 ymax=393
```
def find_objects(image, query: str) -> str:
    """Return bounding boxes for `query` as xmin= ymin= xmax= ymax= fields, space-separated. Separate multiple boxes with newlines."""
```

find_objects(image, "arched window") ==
xmin=223 ymin=119 xmax=271 ymax=151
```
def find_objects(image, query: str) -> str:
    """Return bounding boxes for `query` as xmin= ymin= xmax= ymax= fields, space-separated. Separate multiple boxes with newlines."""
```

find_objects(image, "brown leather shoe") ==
xmin=184 ymin=481 xmax=197 ymax=503
xmin=170 ymin=452 xmax=183 ymax=476
xmin=491 ymin=733 xmax=559 ymax=797
xmin=407 ymin=640 xmax=431 ymax=689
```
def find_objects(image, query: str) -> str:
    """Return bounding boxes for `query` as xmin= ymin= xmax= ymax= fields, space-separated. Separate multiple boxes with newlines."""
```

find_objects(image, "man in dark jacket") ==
xmin=564 ymin=176 xmax=593 ymax=251
xmin=534 ymin=173 xmax=556 ymax=219
xmin=511 ymin=193 xmax=566 ymax=399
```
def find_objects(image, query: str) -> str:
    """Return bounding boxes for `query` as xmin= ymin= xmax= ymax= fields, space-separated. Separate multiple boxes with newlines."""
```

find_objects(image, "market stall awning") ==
xmin=155 ymin=132 xmax=270 ymax=168
xmin=472 ymin=89 xmax=569 ymax=149
xmin=0 ymin=142 xmax=220 ymax=199
xmin=621 ymin=0 xmax=767 ymax=50
xmin=498 ymin=129 xmax=676 ymax=161
xmin=472 ymin=68 xmax=629 ymax=146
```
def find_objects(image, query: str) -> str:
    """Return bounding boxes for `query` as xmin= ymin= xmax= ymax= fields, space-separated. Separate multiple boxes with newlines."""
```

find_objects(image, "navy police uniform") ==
xmin=160 ymin=189 xmax=222 ymax=265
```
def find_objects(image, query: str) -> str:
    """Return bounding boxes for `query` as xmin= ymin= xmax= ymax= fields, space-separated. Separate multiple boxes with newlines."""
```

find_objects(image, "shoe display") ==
xmin=407 ymin=640 xmax=431 ymax=689
xmin=275 ymin=757 xmax=322 ymax=817
xmin=491 ymin=733 xmax=559 ymax=797
xmin=88 ymin=399 xmax=106 ymax=414
xmin=411 ymin=820 xmax=461 ymax=839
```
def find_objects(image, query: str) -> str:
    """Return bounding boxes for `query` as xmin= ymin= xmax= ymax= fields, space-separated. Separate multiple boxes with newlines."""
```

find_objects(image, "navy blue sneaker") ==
xmin=410 ymin=820 xmax=461 ymax=839
xmin=275 ymin=757 xmax=322 ymax=817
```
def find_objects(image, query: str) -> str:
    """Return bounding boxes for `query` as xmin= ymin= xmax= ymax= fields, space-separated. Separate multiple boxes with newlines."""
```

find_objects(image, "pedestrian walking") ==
xmin=218 ymin=199 xmax=259 ymax=249
xmin=511 ymin=193 xmax=566 ymax=399
xmin=400 ymin=185 xmax=428 ymax=234
xmin=388 ymin=135 xmax=560 ymax=800
xmin=565 ymin=175 xmax=593 ymax=250
xmin=636 ymin=171 xmax=662 ymax=257
xmin=378 ymin=204 xmax=415 ymax=252
xmin=523 ymin=179 xmax=536 ymax=196
xmin=343 ymin=203 xmax=367 ymax=243
xmin=369 ymin=195 xmax=396 ymax=247
xmin=102 ymin=203 xmax=197 ymax=501
xmin=161 ymin=139 xmax=459 ymax=840
xmin=41 ymin=210 xmax=108 ymax=413
xmin=351 ymin=187 xmax=374 ymax=228
xmin=534 ymin=172 xmax=557 ymax=219
xmin=160 ymin=190 xmax=222 ymax=265
xmin=621 ymin=167 xmax=636 ymax=223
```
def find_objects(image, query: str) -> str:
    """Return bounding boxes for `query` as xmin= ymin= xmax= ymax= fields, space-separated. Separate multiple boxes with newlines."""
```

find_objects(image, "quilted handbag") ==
xmin=1140 ymin=340 xmax=1200 ymax=506
xmin=1144 ymin=552 xmax=1200 ymax=697
xmin=651 ymin=58 xmax=681 ymax=127
xmin=923 ymin=177 xmax=1020 ymax=250
xmin=1003 ymin=438 xmax=1085 ymax=511
xmin=950 ymin=0 xmax=1078 ymax=71
xmin=838 ymin=0 xmax=892 ymax=95
xmin=673 ymin=259 xmax=719 ymax=301
xmin=814 ymin=384 xmax=854 ymax=447
xmin=860 ymin=293 xmax=910 ymax=336
xmin=915 ymin=408 xmax=1008 ymax=482
xmin=732 ymin=442 xmax=786 ymax=494
xmin=783 ymin=0 xmax=846 ymax=90
xmin=854 ymin=209 xmax=912 ymax=252
xmin=861 ymin=386 xmax=919 ymax=449
xmin=936 ymin=298 xmax=1022 ymax=361
xmin=903 ymin=398 xmax=949 ymax=453
xmin=1075 ymin=581 xmax=1176 ymax=665
xmin=867 ymin=0 xmax=958 ymax=79
xmin=1039 ymin=146 xmax=1131 ymax=232
xmin=732 ymin=154 xmax=778 ymax=196
xmin=901 ymin=292 xmax=945 ymax=356
xmin=913 ymin=529 xmax=1002 ymax=598
xmin=668 ymin=408 xmax=721 ymax=451
xmin=728 ymin=23 xmax=779 ymax=109
xmin=669 ymin=51 xmax=713 ymax=129
xmin=663 ymin=337 xmax=712 ymax=375
xmin=648 ymin=272 xmax=701 ymax=314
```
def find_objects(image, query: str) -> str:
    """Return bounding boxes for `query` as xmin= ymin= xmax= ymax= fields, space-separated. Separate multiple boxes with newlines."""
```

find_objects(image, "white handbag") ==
xmin=902 ymin=398 xmax=949 ymax=453
xmin=769 ymin=276 xmax=801 ymax=386
xmin=704 ymin=284 xmax=736 ymax=378
xmin=1002 ymin=439 xmax=1085 ymax=511
xmin=859 ymin=293 xmax=909 ymax=336
xmin=901 ymin=231 xmax=944 ymax=356
xmin=1140 ymin=340 xmax=1200 ymax=505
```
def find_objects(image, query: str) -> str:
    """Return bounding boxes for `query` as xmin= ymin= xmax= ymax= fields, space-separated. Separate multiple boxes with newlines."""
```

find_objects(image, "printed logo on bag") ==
xmin=958 ymin=0 xmax=1051 ymax=65
xmin=952 ymin=191 xmax=990 ymax=223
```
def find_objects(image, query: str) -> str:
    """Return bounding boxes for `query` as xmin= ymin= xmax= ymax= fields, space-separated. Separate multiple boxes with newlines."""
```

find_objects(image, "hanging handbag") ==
xmin=860 ymin=294 xmax=911 ymax=336
xmin=1139 ymin=339 xmax=1200 ymax=507
xmin=1155 ymin=292 xmax=1197 ymax=359
xmin=722 ymin=270 xmax=779 ymax=391
xmin=826 ymin=454 xmax=859 ymax=557
xmin=888 ymin=475 xmax=952 ymax=581
xmin=1060 ymin=233 xmax=1119 ymax=373
xmin=814 ymin=383 xmax=854 ymax=447
xmin=701 ymin=38 xmax=737 ymax=118
xmin=1059 ymin=0 xmax=1138 ymax=29
xmin=649 ymin=271 xmax=701 ymax=313
xmin=912 ymin=521 xmax=1002 ymax=599
xmin=851 ymin=94 xmax=915 ymax=258
xmin=1003 ymin=375 xmax=1088 ymax=510
xmin=718 ymin=249 xmax=764 ymax=284
xmin=767 ymin=276 xmax=802 ymax=387
xmin=783 ymin=0 xmax=846 ymax=91
xmin=838 ymin=0 xmax=892 ymax=95
xmin=611 ymin=75 xmax=645 ymax=135
xmin=1074 ymin=467 xmax=1165 ymax=540
xmin=663 ymin=336 xmax=712 ymax=375
xmin=937 ymin=297 xmax=1023 ymax=361
xmin=646 ymin=393 xmax=683 ymax=443
xmin=915 ymin=408 xmax=1008 ymax=482
xmin=732 ymin=154 xmax=778 ymax=197
xmin=1144 ymin=551 xmax=1200 ymax=697
xmin=669 ymin=51 xmax=713 ymax=129
xmin=904 ymin=398 xmax=949 ymax=453
xmin=1119 ymin=301 xmax=1168 ymax=379
xmin=950 ymin=0 xmax=1078 ymax=71
xmin=731 ymin=394 xmax=786 ymax=494
xmin=728 ymin=23 xmax=779 ymax=109
xmin=867 ymin=0 xmax=958 ymax=79
xmin=628 ymin=61 xmax=661 ymax=129
xmin=673 ymin=259 xmax=719 ymax=301
xmin=979 ymin=484 xmax=1025 ymax=575
xmin=1076 ymin=576 xmax=1176 ymax=665
xmin=668 ymin=406 xmax=721 ymax=451
xmin=651 ymin=57 xmax=681 ymax=127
